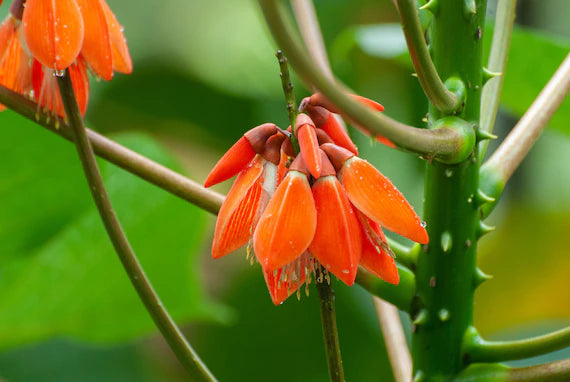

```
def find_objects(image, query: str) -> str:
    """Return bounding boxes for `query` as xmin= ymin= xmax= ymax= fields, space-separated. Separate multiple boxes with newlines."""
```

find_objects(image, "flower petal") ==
xmin=75 ymin=0 xmax=113 ymax=80
xmin=204 ymin=136 xmax=256 ymax=188
xmin=308 ymin=106 xmax=358 ymax=155
xmin=310 ymin=176 xmax=361 ymax=285
xmin=262 ymin=252 xmax=311 ymax=305
xmin=340 ymin=157 xmax=428 ymax=244
xmin=295 ymin=114 xmax=321 ymax=178
xmin=22 ymin=0 xmax=84 ymax=70
xmin=99 ymin=0 xmax=132 ymax=73
xmin=211 ymin=156 xmax=264 ymax=258
xmin=360 ymin=218 xmax=399 ymax=285
xmin=253 ymin=171 xmax=316 ymax=270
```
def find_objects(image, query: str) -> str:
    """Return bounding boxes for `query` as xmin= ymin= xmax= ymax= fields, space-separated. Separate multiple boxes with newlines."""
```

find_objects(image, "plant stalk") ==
xmin=395 ymin=0 xmax=461 ymax=113
xmin=276 ymin=49 xmax=300 ymax=152
xmin=316 ymin=277 xmax=345 ymax=382
xmin=57 ymin=73 xmax=217 ymax=382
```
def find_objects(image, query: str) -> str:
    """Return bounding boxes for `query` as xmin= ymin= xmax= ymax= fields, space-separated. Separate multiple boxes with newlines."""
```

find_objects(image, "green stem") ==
xmin=412 ymin=0 xmax=486 ymax=380
xmin=387 ymin=239 xmax=420 ymax=271
xmin=257 ymin=0 xmax=467 ymax=159
xmin=0 ymin=85 xmax=224 ymax=215
xmin=465 ymin=326 xmax=570 ymax=363
xmin=316 ymin=276 xmax=345 ymax=382
xmin=275 ymin=50 xmax=300 ymax=152
xmin=0 ymin=83 xmax=412 ymax=309
xmin=56 ymin=73 xmax=217 ymax=382
xmin=479 ymin=0 xmax=517 ymax=159
xmin=395 ymin=0 xmax=462 ymax=113
xmin=355 ymin=266 xmax=416 ymax=311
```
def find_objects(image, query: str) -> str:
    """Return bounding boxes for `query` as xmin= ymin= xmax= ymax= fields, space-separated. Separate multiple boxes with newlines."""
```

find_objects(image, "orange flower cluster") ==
xmin=0 ymin=0 xmax=131 ymax=115
xmin=205 ymin=94 xmax=429 ymax=305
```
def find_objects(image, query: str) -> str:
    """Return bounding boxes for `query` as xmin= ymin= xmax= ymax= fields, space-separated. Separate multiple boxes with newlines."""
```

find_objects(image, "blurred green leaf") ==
xmin=0 ymin=112 xmax=229 ymax=349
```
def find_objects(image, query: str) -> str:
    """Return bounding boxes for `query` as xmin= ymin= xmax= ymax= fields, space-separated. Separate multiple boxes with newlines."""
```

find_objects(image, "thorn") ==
xmin=482 ymin=67 xmax=502 ymax=85
xmin=441 ymin=231 xmax=452 ymax=253
xmin=477 ymin=220 xmax=496 ymax=238
xmin=476 ymin=128 xmax=498 ymax=142
xmin=413 ymin=309 xmax=429 ymax=326
xmin=438 ymin=308 xmax=450 ymax=322
xmin=475 ymin=189 xmax=496 ymax=206
xmin=419 ymin=0 xmax=438 ymax=14
xmin=474 ymin=267 xmax=493 ymax=288
xmin=463 ymin=0 xmax=476 ymax=19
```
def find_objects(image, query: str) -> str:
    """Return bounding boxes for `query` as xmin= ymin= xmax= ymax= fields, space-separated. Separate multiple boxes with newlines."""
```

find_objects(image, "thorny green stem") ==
xmin=0 ymin=83 xmax=415 ymax=310
xmin=258 ymin=0 xmax=468 ymax=159
xmin=464 ymin=326 xmax=570 ymax=363
xmin=316 ymin=274 xmax=345 ymax=382
xmin=479 ymin=0 xmax=518 ymax=159
xmin=0 ymin=85 xmax=224 ymax=215
xmin=395 ymin=0 xmax=462 ymax=113
xmin=413 ymin=0 xmax=486 ymax=380
xmin=56 ymin=73 xmax=217 ymax=382
xmin=482 ymin=54 xmax=570 ymax=185
xmin=276 ymin=50 xmax=300 ymax=152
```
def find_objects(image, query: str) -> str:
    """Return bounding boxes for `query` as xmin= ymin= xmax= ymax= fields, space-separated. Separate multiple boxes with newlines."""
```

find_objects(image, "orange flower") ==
xmin=0 ymin=0 xmax=131 ymax=117
xmin=207 ymin=99 xmax=427 ymax=305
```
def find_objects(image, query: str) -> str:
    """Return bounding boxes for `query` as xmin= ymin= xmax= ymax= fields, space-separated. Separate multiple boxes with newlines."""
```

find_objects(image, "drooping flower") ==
xmin=206 ymin=95 xmax=428 ymax=305
xmin=0 ymin=0 xmax=131 ymax=117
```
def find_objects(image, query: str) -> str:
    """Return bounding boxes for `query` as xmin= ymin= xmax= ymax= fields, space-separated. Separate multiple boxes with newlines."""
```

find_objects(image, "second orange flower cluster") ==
xmin=205 ymin=94 xmax=429 ymax=305
xmin=0 ymin=0 xmax=131 ymax=115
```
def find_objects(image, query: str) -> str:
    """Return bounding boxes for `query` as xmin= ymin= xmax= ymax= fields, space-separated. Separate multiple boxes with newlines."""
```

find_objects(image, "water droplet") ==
xmin=420 ymin=221 xmax=427 ymax=228
xmin=342 ymin=269 xmax=349 ymax=274
xmin=53 ymin=69 xmax=65 ymax=77
xmin=467 ymin=194 xmax=474 ymax=203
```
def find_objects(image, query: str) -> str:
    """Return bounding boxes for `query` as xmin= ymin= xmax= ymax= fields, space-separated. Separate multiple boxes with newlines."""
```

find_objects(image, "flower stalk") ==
xmin=57 ymin=72 xmax=217 ymax=382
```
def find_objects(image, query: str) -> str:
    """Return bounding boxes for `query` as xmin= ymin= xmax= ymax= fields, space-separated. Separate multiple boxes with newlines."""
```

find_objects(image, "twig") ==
xmin=373 ymin=298 xmax=412 ymax=382
xmin=276 ymin=50 xmax=300 ymax=152
xmin=0 ymin=85 xmax=224 ymax=215
xmin=394 ymin=0 xmax=461 ymax=113
xmin=479 ymin=0 xmax=518 ymax=159
xmin=57 ymin=73 xmax=217 ymax=382
xmin=465 ymin=326 xmax=570 ymax=363
xmin=482 ymin=54 xmax=570 ymax=183
xmin=258 ymin=0 xmax=467 ymax=158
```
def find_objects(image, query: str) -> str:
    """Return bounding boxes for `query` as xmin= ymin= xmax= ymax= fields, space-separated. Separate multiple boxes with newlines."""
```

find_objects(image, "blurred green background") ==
xmin=0 ymin=0 xmax=569 ymax=380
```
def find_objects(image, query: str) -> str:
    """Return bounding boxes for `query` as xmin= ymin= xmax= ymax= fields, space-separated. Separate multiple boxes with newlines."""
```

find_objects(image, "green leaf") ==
xmin=0 ymin=111 xmax=230 ymax=349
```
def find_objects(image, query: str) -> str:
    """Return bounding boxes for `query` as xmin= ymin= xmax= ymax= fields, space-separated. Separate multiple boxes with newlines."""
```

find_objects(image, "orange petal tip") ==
xmin=204 ymin=137 xmax=256 ymax=188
